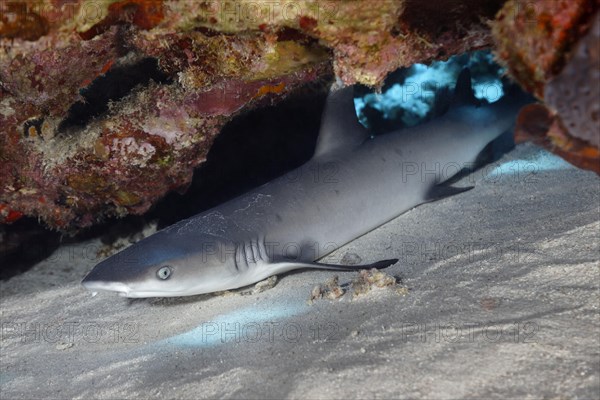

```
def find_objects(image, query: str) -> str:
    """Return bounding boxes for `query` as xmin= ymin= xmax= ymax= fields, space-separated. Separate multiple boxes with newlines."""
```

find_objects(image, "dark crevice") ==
xmin=58 ymin=57 xmax=171 ymax=133
xmin=400 ymin=0 xmax=505 ymax=38
xmin=0 ymin=218 xmax=60 ymax=280
xmin=149 ymin=84 xmax=329 ymax=228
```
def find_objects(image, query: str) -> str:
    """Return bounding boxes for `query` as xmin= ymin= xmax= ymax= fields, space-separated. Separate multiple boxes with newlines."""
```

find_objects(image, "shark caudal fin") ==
xmin=313 ymin=85 xmax=370 ymax=158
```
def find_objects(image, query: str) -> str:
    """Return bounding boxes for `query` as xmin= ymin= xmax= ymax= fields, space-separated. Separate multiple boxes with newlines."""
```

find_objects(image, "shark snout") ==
xmin=81 ymin=278 xmax=131 ymax=296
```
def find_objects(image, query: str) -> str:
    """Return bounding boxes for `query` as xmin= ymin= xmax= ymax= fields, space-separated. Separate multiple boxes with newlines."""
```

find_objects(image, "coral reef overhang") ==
xmin=1 ymin=0 xmax=597 ymax=231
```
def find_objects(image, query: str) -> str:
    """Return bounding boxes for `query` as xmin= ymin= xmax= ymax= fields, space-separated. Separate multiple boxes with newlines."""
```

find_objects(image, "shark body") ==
xmin=82 ymin=70 xmax=530 ymax=298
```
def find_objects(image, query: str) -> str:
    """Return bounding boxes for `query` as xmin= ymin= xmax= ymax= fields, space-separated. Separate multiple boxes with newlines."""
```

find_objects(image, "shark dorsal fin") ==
xmin=453 ymin=68 xmax=479 ymax=106
xmin=313 ymin=85 xmax=370 ymax=158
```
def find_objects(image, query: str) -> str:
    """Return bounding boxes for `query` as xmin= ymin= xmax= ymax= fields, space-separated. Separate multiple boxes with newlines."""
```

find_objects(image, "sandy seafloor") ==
xmin=1 ymin=143 xmax=599 ymax=399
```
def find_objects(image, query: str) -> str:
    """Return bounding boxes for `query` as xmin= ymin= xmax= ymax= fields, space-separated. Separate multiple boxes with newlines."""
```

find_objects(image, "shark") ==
xmin=82 ymin=69 xmax=531 ymax=298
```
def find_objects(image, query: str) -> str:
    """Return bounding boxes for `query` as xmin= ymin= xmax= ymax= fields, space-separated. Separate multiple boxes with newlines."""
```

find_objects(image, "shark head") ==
xmin=82 ymin=230 xmax=238 ymax=298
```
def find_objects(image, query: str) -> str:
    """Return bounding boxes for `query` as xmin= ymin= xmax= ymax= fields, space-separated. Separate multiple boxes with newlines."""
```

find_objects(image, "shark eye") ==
xmin=157 ymin=266 xmax=172 ymax=280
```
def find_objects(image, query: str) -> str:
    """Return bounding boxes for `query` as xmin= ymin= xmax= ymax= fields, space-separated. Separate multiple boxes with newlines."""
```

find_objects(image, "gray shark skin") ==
xmin=82 ymin=70 xmax=532 ymax=298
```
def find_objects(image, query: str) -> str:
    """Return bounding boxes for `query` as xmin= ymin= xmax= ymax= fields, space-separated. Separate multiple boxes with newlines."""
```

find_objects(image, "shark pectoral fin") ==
xmin=425 ymin=183 xmax=474 ymax=202
xmin=314 ymin=258 xmax=399 ymax=271
xmin=272 ymin=258 xmax=399 ymax=272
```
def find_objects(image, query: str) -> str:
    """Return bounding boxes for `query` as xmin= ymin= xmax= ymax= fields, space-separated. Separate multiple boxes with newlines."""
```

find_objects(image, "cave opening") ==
xmin=57 ymin=57 xmax=171 ymax=134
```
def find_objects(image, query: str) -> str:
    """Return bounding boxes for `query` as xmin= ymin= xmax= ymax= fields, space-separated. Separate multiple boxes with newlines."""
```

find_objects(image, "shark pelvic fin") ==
xmin=313 ymin=85 xmax=370 ymax=158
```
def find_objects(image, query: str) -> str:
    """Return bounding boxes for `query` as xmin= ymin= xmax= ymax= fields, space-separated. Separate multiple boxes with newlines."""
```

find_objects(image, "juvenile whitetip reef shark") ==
xmin=82 ymin=69 xmax=532 ymax=298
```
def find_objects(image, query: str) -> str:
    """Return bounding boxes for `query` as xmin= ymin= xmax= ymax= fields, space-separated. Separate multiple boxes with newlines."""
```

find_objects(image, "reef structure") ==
xmin=1 ymin=0 xmax=510 ymax=230
xmin=492 ymin=0 xmax=599 ymax=173
xmin=4 ymin=0 xmax=598 ymax=231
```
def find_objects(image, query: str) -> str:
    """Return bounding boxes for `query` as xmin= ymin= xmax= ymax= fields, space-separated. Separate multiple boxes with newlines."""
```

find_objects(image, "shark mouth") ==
xmin=81 ymin=280 xmax=132 ymax=297
xmin=81 ymin=280 xmax=188 ymax=298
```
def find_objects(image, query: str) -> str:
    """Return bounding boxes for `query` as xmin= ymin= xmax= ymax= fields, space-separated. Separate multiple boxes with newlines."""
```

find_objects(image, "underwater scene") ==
xmin=1 ymin=1 xmax=599 ymax=399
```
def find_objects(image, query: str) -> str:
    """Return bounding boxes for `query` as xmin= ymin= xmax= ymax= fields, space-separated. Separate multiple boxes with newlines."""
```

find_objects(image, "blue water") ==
xmin=355 ymin=50 xmax=505 ymax=128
